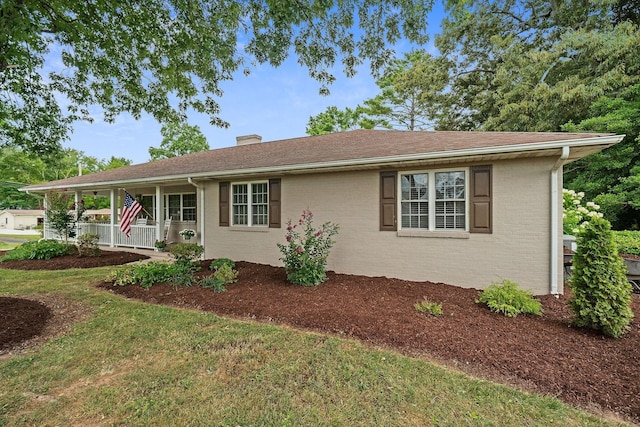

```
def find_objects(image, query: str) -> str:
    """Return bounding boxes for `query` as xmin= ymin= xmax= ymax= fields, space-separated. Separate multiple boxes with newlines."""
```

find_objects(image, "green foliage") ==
xmin=76 ymin=233 xmax=100 ymax=257
xmin=170 ymin=243 xmax=204 ymax=262
xmin=0 ymin=240 xmax=74 ymax=261
xmin=201 ymin=263 xmax=239 ymax=293
xmin=198 ymin=276 xmax=227 ymax=293
xmin=149 ymin=122 xmax=210 ymax=161
xmin=277 ymin=209 xmax=339 ymax=286
xmin=108 ymin=262 xmax=176 ymax=289
xmin=212 ymin=264 xmax=238 ymax=285
xmin=477 ymin=280 xmax=542 ymax=318
xmin=169 ymin=243 xmax=203 ymax=272
xmin=414 ymin=298 xmax=443 ymax=316
xmin=2 ymin=0 xmax=430 ymax=155
xmin=569 ymin=217 xmax=633 ymax=338
xmin=362 ymin=50 xmax=448 ymax=131
xmin=612 ymin=230 xmax=640 ymax=256
xmin=170 ymin=262 xmax=197 ymax=288
xmin=563 ymin=84 xmax=640 ymax=230
xmin=305 ymin=105 xmax=384 ymax=135
xmin=45 ymin=189 xmax=86 ymax=244
xmin=210 ymin=258 xmax=235 ymax=271
xmin=562 ymin=189 xmax=603 ymax=236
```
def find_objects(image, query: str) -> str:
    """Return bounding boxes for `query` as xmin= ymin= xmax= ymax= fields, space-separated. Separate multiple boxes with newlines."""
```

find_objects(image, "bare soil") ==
xmin=2 ymin=252 xmax=640 ymax=424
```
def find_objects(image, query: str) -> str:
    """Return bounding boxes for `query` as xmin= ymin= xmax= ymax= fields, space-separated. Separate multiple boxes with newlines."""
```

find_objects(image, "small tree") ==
xmin=45 ymin=190 xmax=85 ymax=244
xmin=568 ymin=216 xmax=633 ymax=338
xmin=277 ymin=210 xmax=339 ymax=286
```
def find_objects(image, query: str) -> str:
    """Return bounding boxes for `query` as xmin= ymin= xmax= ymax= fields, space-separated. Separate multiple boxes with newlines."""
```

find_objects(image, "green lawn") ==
xmin=0 ymin=234 xmax=41 ymax=251
xmin=0 ymin=267 xmax=627 ymax=426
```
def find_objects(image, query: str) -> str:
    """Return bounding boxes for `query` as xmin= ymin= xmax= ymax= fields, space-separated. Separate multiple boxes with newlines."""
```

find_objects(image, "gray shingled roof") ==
xmin=22 ymin=129 xmax=621 ymax=192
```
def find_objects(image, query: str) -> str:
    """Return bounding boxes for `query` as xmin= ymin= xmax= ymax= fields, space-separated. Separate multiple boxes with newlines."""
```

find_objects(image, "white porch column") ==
xmin=110 ymin=189 xmax=117 ymax=247
xmin=74 ymin=190 xmax=82 ymax=239
xmin=156 ymin=186 xmax=165 ymax=241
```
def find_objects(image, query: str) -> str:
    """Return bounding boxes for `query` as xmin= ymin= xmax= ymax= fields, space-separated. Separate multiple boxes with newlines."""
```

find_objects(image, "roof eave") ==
xmin=21 ymin=135 xmax=623 ymax=192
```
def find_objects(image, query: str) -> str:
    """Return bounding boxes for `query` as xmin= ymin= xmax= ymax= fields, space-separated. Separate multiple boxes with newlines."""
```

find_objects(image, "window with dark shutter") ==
xmin=469 ymin=165 xmax=492 ymax=233
xmin=380 ymin=171 xmax=397 ymax=231
xmin=219 ymin=182 xmax=230 ymax=227
xmin=269 ymin=178 xmax=281 ymax=228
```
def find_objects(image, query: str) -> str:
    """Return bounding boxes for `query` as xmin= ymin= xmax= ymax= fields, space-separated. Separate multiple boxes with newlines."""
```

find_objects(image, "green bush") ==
xmin=108 ymin=262 xmax=176 ymax=288
xmin=0 ymin=240 xmax=74 ymax=262
xmin=209 ymin=258 xmax=235 ymax=271
xmin=77 ymin=233 xmax=100 ymax=257
xmin=477 ymin=279 xmax=542 ymax=317
xmin=170 ymin=243 xmax=204 ymax=262
xmin=277 ymin=209 xmax=339 ymax=286
xmin=201 ymin=263 xmax=238 ymax=293
xmin=414 ymin=298 xmax=443 ymax=316
xmin=612 ymin=230 xmax=640 ymax=256
xmin=199 ymin=276 xmax=227 ymax=293
xmin=569 ymin=217 xmax=633 ymax=338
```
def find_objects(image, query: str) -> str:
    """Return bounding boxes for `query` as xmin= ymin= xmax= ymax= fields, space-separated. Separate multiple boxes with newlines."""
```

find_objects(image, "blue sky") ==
xmin=62 ymin=5 xmax=444 ymax=165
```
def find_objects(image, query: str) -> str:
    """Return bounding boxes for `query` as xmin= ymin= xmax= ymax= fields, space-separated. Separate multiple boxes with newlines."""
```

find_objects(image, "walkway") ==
xmin=101 ymin=246 xmax=172 ymax=263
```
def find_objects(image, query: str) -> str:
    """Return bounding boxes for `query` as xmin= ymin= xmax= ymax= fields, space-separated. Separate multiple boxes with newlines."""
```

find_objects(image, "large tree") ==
xmin=363 ymin=50 xmax=449 ymax=130
xmin=563 ymin=84 xmax=640 ymax=229
xmin=1 ymin=0 xmax=432 ymax=156
xmin=432 ymin=0 xmax=639 ymax=131
xmin=149 ymin=122 xmax=209 ymax=160
xmin=306 ymin=106 xmax=384 ymax=135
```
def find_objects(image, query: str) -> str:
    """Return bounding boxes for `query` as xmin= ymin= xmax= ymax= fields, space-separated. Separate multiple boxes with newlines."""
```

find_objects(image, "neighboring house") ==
xmin=22 ymin=130 xmax=623 ymax=294
xmin=0 ymin=209 xmax=44 ymax=230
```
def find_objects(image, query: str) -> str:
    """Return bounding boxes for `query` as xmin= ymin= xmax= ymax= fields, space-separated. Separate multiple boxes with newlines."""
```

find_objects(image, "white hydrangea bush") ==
xmin=563 ymin=189 xmax=604 ymax=235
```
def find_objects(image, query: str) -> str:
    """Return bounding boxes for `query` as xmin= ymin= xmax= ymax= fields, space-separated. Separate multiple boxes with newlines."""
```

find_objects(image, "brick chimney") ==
xmin=236 ymin=134 xmax=262 ymax=146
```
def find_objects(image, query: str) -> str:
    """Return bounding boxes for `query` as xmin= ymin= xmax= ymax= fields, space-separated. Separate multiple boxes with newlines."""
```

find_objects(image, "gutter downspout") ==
xmin=188 ymin=177 xmax=205 ymax=259
xmin=550 ymin=146 xmax=570 ymax=295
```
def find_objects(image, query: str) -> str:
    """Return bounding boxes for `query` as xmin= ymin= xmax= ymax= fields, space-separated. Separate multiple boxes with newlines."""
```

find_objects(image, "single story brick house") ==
xmin=22 ymin=130 xmax=622 ymax=294
xmin=0 ymin=209 xmax=44 ymax=230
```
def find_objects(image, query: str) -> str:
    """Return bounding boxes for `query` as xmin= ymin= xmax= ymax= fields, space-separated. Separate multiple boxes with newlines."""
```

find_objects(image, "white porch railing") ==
xmin=44 ymin=222 xmax=158 ymax=249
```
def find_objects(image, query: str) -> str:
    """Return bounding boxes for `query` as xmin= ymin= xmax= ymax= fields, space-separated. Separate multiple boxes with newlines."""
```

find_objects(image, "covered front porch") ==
xmin=42 ymin=181 xmax=204 ymax=250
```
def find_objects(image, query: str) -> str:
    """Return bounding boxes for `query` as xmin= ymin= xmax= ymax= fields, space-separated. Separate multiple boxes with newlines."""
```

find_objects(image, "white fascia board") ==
xmin=23 ymin=135 xmax=624 ymax=192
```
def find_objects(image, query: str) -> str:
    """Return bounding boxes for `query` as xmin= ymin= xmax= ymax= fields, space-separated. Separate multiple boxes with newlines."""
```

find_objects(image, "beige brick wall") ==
xmin=203 ymin=156 xmax=564 ymax=295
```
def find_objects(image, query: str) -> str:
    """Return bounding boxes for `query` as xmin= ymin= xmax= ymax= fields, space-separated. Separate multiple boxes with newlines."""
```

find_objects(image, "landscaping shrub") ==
xmin=562 ymin=188 xmax=603 ymax=236
xmin=477 ymin=279 xmax=542 ymax=317
xmin=209 ymin=258 xmax=235 ymax=271
xmin=414 ymin=298 xmax=443 ymax=316
xmin=45 ymin=190 xmax=86 ymax=243
xmin=199 ymin=276 xmax=227 ymax=293
xmin=202 ymin=262 xmax=238 ymax=292
xmin=108 ymin=262 xmax=176 ymax=289
xmin=569 ymin=216 xmax=633 ymax=338
xmin=170 ymin=243 xmax=204 ymax=276
xmin=0 ymin=240 xmax=74 ymax=262
xmin=277 ymin=209 xmax=339 ymax=286
xmin=77 ymin=233 xmax=100 ymax=257
xmin=612 ymin=230 xmax=640 ymax=256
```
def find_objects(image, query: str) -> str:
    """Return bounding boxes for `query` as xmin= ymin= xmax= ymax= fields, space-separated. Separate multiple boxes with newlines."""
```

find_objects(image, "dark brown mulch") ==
xmin=2 ymin=251 xmax=640 ymax=423
xmin=0 ymin=249 xmax=148 ymax=270
xmin=0 ymin=297 xmax=51 ymax=352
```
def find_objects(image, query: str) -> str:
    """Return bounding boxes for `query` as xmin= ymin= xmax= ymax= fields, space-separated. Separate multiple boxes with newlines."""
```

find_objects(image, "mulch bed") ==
xmin=2 ymin=251 xmax=640 ymax=423
xmin=0 ymin=249 xmax=148 ymax=270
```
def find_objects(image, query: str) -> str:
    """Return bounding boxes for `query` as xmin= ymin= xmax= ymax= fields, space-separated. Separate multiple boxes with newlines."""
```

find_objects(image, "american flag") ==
xmin=120 ymin=192 xmax=143 ymax=237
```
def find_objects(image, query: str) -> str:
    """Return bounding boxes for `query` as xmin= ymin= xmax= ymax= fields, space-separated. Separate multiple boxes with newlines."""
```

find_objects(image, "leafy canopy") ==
xmin=149 ymin=122 xmax=210 ymax=161
xmin=1 ymin=0 xmax=432 ymax=156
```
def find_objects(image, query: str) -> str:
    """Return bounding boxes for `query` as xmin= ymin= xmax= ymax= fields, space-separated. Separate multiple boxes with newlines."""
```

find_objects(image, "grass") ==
xmin=0 ymin=267 xmax=628 ymax=426
xmin=0 ymin=234 xmax=41 ymax=251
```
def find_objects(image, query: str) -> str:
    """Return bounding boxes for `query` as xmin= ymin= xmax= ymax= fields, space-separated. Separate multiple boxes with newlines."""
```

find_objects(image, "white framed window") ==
xmin=139 ymin=193 xmax=197 ymax=221
xmin=400 ymin=169 xmax=467 ymax=231
xmin=232 ymin=181 xmax=268 ymax=226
